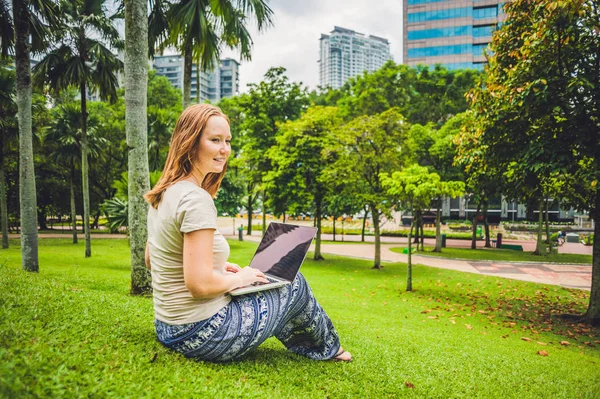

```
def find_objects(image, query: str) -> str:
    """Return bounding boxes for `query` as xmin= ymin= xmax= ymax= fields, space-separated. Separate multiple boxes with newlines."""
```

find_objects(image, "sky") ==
xmin=222 ymin=0 xmax=404 ymax=92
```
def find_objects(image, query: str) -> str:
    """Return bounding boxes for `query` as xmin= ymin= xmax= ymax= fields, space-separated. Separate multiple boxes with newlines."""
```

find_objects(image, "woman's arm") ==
xmin=183 ymin=229 xmax=269 ymax=299
xmin=145 ymin=241 xmax=151 ymax=270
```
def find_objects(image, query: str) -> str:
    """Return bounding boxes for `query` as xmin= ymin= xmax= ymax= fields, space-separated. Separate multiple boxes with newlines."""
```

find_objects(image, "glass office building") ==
xmin=319 ymin=26 xmax=393 ymax=89
xmin=153 ymin=56 xmax=240 ymax=102
xmin=403 ymin=0 xmax=505 ymax=71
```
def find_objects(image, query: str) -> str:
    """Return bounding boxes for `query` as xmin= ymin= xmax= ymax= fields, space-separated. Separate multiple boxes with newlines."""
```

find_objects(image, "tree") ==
xmin=465 ymin=0 xmax=600 ymax=324
xmin=12 ymin=0 xmax=60 ymax=271
xmin=381 ymin=165 xmax=443 ymax=291
xmin=45 ymin=101 xmax=105 ymax=244
xmin=265 ymin=106 xmax=342 ymax=260
xmin=150 ymin=0 xmax=273 ymax=108
xmin=33 ymin=0 xmax=123 ymax=258
xmin=0 ymin=61 xmax=16 ymax=248
xmin=327 ymin=108 xmax=408 ymax=269
xmin=238 ymin=67 xmax=309 ymax=235
xmin=124 ymin=0 xmax=151 ymax=294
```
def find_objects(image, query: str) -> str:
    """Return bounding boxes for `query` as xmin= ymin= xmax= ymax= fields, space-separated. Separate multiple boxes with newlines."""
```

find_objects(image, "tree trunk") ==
xmin=314 ymin=200 xmax=324 ymax=260
xmin=79 ymin=82 xmax=92 ymax=257
xmin=14 ymin=0 xmax=38 ymax=271
xmin=332 ymin=216 xmax=336 ymax=242
xmin=585 ymin=193 xmax=600 ymax=326
xmin=419 ymin=213 xmax=424 ymax=252
xmin=483 ymin=201 xmax=491 ymax=248
xmin=261 ymin=191 xmax=266 ymax=234
xmin=361 ymin=205 xmax=368 ymax=242
xmin=125 ymin=0 xmax=152 ymax=295
xmin=37 ymin=209 xmax=47 ymax=230
xmin=407 ymin=216 xmax=413 ymax=291
xmin=183 ymin=42 xmax=192 ymax=109
xmin=471 ymin=203 xmax=481 ymax=250
xmin=371 ymin=204 xmax=381 ymax=269
xmin=196 ymin=59 xmax=201 ymax=103
xmin=545 ymin=197 xmax=551 ymax=244
xmin=70 ymin=165 xmax=77 ymax=244
xmin=433 ymin=198 xmax=442 ymax=252
xmin=533 ymin=199 xmax=544 ymax=256
xmin=413 ymin=210 xmax=420 ymax=244
xmin=246 ymin=190 xmax=253 ymax=235
xmin=0 ymin=155 xmax=8 ymax=249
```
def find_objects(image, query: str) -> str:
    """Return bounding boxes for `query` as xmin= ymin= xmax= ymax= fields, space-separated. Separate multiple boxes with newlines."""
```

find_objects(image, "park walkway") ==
xmin=11 ymin=230 xmax=592 ymax=290
xmin=236 ymin=233 xmax=592 ymax=291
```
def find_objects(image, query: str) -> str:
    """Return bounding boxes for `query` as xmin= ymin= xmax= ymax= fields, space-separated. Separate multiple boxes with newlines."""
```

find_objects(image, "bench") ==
xmin=500 ymin=244 xmax=524 ymax=251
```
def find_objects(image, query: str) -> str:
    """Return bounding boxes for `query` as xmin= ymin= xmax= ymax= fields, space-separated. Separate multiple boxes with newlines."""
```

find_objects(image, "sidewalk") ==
xmin=234 ymin=233 xmax=592 ymax=291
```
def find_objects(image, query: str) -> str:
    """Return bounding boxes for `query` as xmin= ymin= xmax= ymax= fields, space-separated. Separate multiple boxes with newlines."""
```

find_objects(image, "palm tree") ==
xmin=12 ymin=0 xmax=59 ymax=271
xmin=33 ymin=0 xmax=123 ymax=258
xmin=125 ymin=0 xmax=152 ymax=294
xmin=45 ymin=101 xmax=105 ymax=244
xmin=150 ymin=0 xmax=274 ymax=108
xmin=0 ymin=62 xmax=17 ymax=249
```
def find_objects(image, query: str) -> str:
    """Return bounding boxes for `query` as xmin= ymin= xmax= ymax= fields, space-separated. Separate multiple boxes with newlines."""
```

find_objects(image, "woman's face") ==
xmin=196 ymin=116 xmax=232 ymax=176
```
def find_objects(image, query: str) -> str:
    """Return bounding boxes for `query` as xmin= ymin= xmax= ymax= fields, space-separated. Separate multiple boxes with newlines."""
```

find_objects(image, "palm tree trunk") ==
xmin=371 ymin=204 xmax=381 ymax=269
xmin=545 ymin=197 xmax=551 ymax=244
xmin=0 ymin=155 xmax=8 ymax=249
xmin=80 ymin=82 xmax=91 ymax=257
xmin=196 ymin=59 xmax=201 ymax=103
xmin=183 ymin=42 xmax=192 ymax=109
xmin=14 ymin=0 xmax=38 ymax=271
xmin=585 ymin=190 xmax=600 ymax=326
xmin=70 ymin=164 xmax=77 ymax=244
xmin=125 ymin=0 xmax=152 ymax=295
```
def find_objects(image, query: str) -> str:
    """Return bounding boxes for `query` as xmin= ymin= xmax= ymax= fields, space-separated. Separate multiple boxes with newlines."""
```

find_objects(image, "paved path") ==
xmin=10 ymin=230 xmax=592 ymax=290
xmin=234 ymin=233 xmax=592 ymax=291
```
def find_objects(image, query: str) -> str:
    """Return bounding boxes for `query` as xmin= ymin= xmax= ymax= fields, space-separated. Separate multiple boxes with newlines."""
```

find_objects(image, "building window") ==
xmin=474 ymin=6 xmax=498 ymax=19
xmin=473 ymin=24 xmax=496 ymax=38
xmin=408 ymin=44 xmax=471 ymax=58
xmin=408 ymin=7 xmax=471 ymax=23
xmin=408 ymin=25 xmax=471 ymax=41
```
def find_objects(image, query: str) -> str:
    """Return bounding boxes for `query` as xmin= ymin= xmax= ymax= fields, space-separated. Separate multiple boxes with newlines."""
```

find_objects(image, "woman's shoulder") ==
xmin=166 ymin=181 xmax=213 ymax=206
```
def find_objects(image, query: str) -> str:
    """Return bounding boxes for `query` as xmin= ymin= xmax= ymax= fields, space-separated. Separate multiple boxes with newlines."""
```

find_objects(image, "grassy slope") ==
xmin=389 ymin=246 xmax=592 ymax=264
xmin=0 ymin=239 xmax=598 ymax=398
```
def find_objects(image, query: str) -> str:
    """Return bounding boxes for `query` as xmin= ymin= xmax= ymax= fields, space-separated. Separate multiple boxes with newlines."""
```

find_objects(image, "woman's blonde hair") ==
xmin=145 ymin=104 xmax=230 ymax=209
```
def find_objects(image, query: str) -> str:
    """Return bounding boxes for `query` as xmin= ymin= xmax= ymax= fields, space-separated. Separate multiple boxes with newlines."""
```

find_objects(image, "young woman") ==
xmin=144 ymin=104 xmax=352 ymax=363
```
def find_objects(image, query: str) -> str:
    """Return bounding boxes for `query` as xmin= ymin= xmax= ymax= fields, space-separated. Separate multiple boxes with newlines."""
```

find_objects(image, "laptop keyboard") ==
xmin=250 ymin=276 xmax=280 ymax=286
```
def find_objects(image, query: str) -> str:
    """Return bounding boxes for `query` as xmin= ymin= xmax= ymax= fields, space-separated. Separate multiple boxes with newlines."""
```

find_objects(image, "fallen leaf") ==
xmin=405 ymin=382 xmax=415 ymax=389
xmin=521 ymin=337 xmax=532 ymax=342
xmin=560 ymin=341 xmax=570 ymax=346
xmin=537 ymin=350 xmax=549 ymax=356
xmin=465 ymin=324 xmax=472 ymax=330
xmin=536 ymin=342 xmax=547 ymax=346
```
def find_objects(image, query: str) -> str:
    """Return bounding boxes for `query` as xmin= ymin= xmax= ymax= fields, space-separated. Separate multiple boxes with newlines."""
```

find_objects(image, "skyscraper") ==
xmin=153 ymin=56 xmax=240 ymax=102
xmin=319 ymin=26 xmax=393 ymax=89
xmin=403 ymin=0 xmax=506 ymax=71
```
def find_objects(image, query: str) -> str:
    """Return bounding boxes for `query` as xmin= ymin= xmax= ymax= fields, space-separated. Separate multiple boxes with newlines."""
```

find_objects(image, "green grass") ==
xmin=1 ymin=239 xmax=599 ymax=398
xmin=389 ymin=246 xmax=593 ymax=264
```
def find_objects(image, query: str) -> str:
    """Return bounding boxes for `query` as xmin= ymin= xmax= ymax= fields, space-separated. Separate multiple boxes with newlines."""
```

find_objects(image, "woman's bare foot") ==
xmin=333 ymin=347 xmax=352 ymax=362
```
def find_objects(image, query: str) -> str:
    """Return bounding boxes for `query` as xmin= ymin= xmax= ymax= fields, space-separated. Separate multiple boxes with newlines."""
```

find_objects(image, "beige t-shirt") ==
xmin=147 ymin=180 xmax=231 ymax=325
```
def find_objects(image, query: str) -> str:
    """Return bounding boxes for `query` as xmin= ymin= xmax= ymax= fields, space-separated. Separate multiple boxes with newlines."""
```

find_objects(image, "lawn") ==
xmin=389 ymin=246 xmax=593 ymax=264
xmin=1 ymin=239 xmax=599 ymax=398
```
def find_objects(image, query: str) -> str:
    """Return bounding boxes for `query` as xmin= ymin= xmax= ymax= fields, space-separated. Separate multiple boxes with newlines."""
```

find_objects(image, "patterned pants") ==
xmin=155 ymin=273 xmax=341 ymax=362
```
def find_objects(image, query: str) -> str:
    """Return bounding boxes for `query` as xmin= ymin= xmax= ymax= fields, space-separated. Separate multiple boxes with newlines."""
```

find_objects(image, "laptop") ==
xmin=229 ymin=222 xmax=317 ymax=296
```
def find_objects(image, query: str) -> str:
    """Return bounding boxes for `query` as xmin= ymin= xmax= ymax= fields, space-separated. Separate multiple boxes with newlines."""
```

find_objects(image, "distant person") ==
xmin=557 ymin=230 xmax=565 ymax=245
xmin=143 ymin=104 xmax=351 ymax=362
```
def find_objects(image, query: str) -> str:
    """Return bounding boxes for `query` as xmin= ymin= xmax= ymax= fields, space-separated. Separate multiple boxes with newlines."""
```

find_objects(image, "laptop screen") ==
xmin=248 ymin=223 xmax=317 ymax=281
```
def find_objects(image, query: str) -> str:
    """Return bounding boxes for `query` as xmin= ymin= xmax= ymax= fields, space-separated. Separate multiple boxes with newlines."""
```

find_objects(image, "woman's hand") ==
xmin=235 ymin=267 xmax=270 ymax=287
xmin=225 ymin=262 xmax=242 ymax=273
